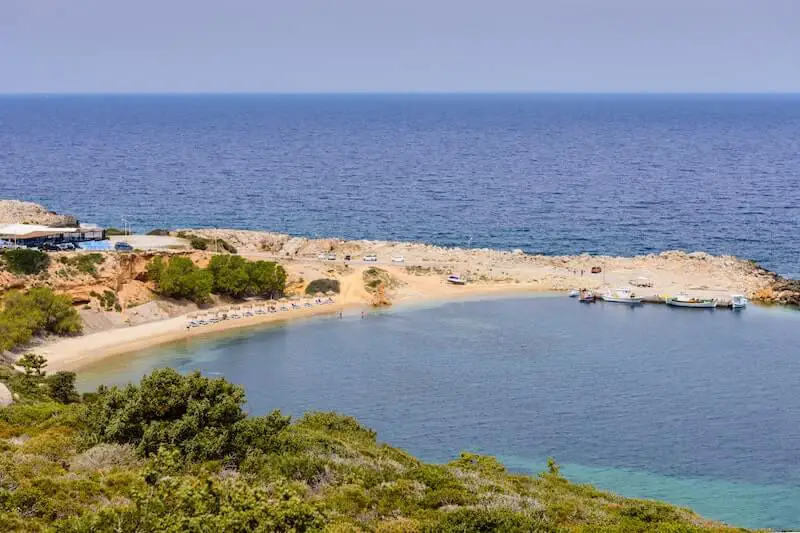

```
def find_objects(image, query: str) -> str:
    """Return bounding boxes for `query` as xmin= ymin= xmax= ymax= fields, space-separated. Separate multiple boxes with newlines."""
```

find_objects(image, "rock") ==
xmin=0 ymin=383 xmax=12 ymax=407
xmin=0 ymin=199 xmax=78 ymax=226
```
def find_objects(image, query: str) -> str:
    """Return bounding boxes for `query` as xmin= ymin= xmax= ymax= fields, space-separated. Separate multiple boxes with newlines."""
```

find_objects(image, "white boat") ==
xmin=665 ymin=295 xmax=718 ymax=308
xmin=447 ymin=274 xmax=466 ymax=285
xmin=601 ymin=288 xmax=642 ymax=304
xmin=731 ymin=294 xmax=747 ymax=309
xmin=568 ymin=289 xmax=580 ymax=297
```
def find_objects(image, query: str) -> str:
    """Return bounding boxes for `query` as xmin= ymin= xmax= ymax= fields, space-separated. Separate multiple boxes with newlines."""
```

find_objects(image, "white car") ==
xmin=317 ymin=253 xmax=328 ymax=260
xmin=326 ymin=253 xmax=336 ymax=260
xmin=391 ymin=256 xmax=405 ymax=263
xmin=363 ymin=254 xmax=377 ymax=262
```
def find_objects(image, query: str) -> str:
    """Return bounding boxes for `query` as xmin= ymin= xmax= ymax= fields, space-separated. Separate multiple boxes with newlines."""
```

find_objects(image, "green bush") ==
xmin=104 ymin=227 xmax=125 ymax=236
xmin=2 ymin=248 xmax=51 ymax=275
xmin=0 ymin=288 xmax=82 ymax=352
xmin=46 ymin=371 xmax=80 ymax=404
xmin=305 ymin=278 xmax=340 ymax=295
xmin=68 ymin=253 xmax=104 ymax=276
xmin=146 ymin=228 xmax=171 ymax=236
xmin=146 ymin=256 xmax=212 ymax=303
xmin=177 ymin=232 xmax=238 ymax=254
xmin=207 ymin=255 xmax=286 ymax=299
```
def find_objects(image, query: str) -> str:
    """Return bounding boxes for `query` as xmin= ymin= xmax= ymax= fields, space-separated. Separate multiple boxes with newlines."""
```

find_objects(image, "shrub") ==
xmin=2 ymin=248 xmax=51 ymax=275
xmin=104 ymin=227 xmax=125 ymax=236
xmin=0 ymin=288 xmax=82 ymax=352
xmin=46 ymin=371 xmax=79 ymax=404
xmin=83 ymin=369 xmax=248 ymax=460
xmin=68 ymin=253 xmax=104 ymax=276
xmin=305 ymin=279 xmax=340 ymax=295
xmin=146 ymin=229 xmax=171 ymax=236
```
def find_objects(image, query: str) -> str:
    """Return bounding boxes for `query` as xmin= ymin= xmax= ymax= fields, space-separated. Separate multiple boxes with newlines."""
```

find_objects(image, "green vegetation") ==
xmin=0 ymin=288 xmax=82 ymax=352
xmin=66 ymin=253 xmax=105 ymax=276
xmin=177 ymin=231 xmax=238 ymax=254
xmin=305 ymin=278 xmax=341 ymax=295
xmin=0 ymin=367 xmax=738 ymax=532
xmin=363 ymin=267 xmax=398 ymax=293
xmin=146 ymin=229 xmax=171 ymax=236
xmin=89 ymin=289 xmax=119 ymax=311
xmin=103 ymin=227 xmax=126 ymax=236
xmin=1 ymin=248 xmax=51 ymax=275
xmin=146 ymin=256 xmax=213 ymax=304
xmin=146 ymin=255 xmax=286 ymax=302
xmin=207 ymin=255 xmax=287 ymax=299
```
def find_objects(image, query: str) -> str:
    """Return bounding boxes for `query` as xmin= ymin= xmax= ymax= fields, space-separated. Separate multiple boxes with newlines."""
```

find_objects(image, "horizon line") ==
xmin=1 ymin=90 xmax=800 ymax=97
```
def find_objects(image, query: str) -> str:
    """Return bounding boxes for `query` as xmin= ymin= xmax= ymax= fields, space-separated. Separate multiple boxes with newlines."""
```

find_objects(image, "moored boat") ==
xmin=568 ymin=289 xmax=580 ymax=297
xmin=601 ymin=288 xmax=642 ymax=304
xmin=665 ymin=295 xmax=718 ymax=308
xmin=447 ymin=274 xmax=466 ymax=285
xmin=579 ymin=291 xmax=595 ymax=303
xmin=731 ymin=294 xmax=747 ymax=309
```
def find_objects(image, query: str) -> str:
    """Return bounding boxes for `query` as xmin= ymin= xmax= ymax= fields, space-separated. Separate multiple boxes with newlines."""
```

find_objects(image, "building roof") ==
xmin=0 ymin=223 xmax=79 ymax=239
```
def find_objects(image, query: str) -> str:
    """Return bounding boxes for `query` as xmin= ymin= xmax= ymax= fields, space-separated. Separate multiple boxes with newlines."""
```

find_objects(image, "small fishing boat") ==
xmin=601 ymin=288 xmax=642 ymax=304
xmin=568 ymin=289 xmax=580 ymax=297
xmin=579 ymin=291 xmax=595 ymax=303
xmin=731 ymin=294 xmax=747 ymax=309
xmin=665 ymin=295 xmax=718 ymax=308
xmin=447 ymin=274 xmax=467 ymax=285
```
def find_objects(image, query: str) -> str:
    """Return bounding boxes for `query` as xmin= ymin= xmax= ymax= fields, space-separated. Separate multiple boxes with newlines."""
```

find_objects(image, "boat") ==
xmin=578 ymin=291 xmax=595 ymax=303
xmin=568 ymin=289 xmax=580 ymax=297
xmin=601 ymin=288 xmax=642 ymax=304
xmin=665 ymin=294 xmax=718 ymax=308
xmin=447 ymin=274 xmax=466 ymax=285
xmin=731 ymin=294 xmax=747 ymax=309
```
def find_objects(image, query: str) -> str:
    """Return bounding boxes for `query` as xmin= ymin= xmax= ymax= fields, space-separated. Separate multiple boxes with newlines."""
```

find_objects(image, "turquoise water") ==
xmin=78 ymin=297 xmax=800 ymax=530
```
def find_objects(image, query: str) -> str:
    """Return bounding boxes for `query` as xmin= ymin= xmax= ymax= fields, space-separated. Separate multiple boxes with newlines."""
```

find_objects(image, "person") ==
xmin=339 ymin=311 xmax=343 ymax=319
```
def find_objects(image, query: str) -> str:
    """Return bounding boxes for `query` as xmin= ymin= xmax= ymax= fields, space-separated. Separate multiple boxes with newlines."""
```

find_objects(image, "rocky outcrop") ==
xmin=0 ymin=200 xmax=78 ymax=226
xmin=0 ymin=383 xmax=12 ymax=407
xmin=754 ymin=279 xmax=800 ymax=307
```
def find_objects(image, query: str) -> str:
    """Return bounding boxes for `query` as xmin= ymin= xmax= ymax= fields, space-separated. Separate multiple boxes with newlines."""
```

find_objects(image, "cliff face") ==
xmin=0 ymin=199 xmax=78 ymax=226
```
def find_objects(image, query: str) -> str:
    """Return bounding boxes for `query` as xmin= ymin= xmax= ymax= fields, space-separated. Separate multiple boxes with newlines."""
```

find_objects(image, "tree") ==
xmin=18 ymin=352 xmax=47 ymax=377
xmin=148 ymin=256 xmax=212 ymax=304
xmin=46 ymin=371 xmax=79 ymax=403
xmin=208 ymin=255 xmax=250 ymax=298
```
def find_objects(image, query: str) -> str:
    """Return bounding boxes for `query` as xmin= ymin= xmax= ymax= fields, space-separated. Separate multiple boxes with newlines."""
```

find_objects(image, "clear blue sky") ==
xmin=1 ymin=0 xmax=798 ymax=93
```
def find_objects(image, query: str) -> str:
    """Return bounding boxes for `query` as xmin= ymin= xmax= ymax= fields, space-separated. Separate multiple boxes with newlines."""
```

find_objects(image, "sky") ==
xmin=1 ymin=0 xmax=798 ymax=93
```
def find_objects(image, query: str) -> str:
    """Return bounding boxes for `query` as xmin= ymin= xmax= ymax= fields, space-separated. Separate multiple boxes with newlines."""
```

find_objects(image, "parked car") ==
xmin=317 ymin=253 xmax=327 ymax=260
xmin=56 ymin=243 xmax=76 ymax=251
xmin=115 ymin=241 xmax=134 ymax=252
xmin=344 ymin=254 xmax=352 ymax=261
xmin=363 ymin=254 xmax=377 ymax=262
xmin=40 ymin=243 xmax=60 ymax=252
xmin=326 ymin=253 xmax=336 ymax=260
xmin=391 ymin=256 xmax=405 ymax=263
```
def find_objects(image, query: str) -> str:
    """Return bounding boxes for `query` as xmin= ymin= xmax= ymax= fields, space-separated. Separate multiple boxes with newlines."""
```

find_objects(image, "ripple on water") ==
xmin=77 ymin=297 xmax=800 ymax=530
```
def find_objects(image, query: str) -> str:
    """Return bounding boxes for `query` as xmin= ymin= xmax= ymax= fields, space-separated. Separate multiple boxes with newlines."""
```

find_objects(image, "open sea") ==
xmin=3 ymin=95 xmax=799 ymax=529
xmin=0 ymin=94 xmax=798 ymax=276
xmin=78 ymin=297 xmax=800 ymax=530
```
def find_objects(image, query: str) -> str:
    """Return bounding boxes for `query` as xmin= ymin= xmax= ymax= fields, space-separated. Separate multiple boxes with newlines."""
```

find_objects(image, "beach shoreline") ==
xmin=37 ymin=280 xmax=552 ymax=372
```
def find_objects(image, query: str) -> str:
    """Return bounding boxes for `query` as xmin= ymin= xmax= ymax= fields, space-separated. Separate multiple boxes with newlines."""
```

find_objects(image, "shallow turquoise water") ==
xmin=78 ymin=297 xmax=800 ymax=530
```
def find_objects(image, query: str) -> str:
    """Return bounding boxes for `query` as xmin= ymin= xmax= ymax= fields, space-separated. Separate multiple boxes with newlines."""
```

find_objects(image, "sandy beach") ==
xmin=31 ymin=231 xmax=787 ymax=373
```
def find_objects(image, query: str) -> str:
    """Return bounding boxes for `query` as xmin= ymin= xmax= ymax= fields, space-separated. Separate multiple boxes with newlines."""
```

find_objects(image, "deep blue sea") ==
xmin=78 ymin=297 xmax=800 ymax=530
xmin=0 ymin=94 xmax=798 ymax=277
